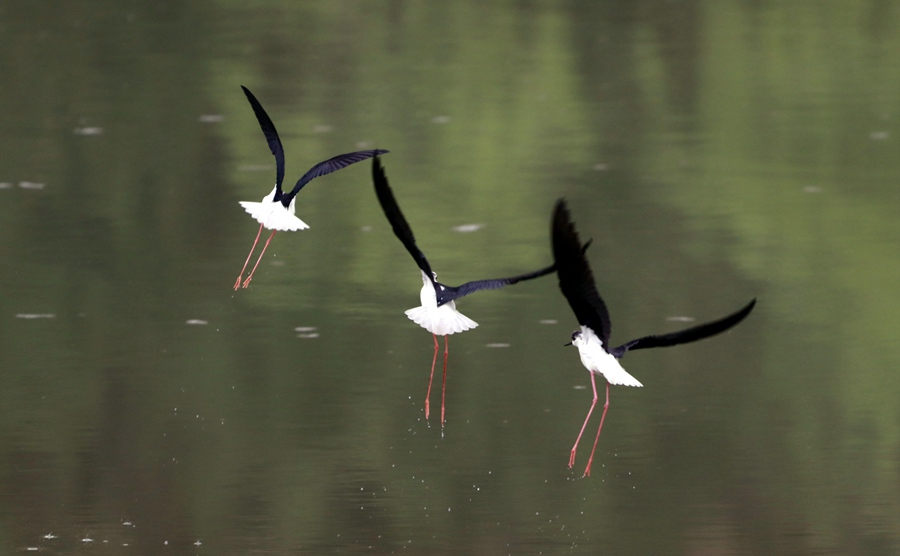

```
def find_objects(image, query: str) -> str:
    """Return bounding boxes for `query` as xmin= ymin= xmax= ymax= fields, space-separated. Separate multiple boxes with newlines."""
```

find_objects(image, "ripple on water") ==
xmin=452 ymin=223 xmax=483 ymax=233
xmin=295 ymin=326 xmax=319 ymax=339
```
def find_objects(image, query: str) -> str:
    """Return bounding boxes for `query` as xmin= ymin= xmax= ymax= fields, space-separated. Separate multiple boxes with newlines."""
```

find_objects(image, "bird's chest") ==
xmin=578 ymin=343 xmax=622 ymax=376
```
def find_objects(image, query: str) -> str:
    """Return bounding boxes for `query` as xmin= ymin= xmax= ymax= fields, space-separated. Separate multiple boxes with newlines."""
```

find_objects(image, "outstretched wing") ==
xmin=241 ymin=86 xmax=286 ymax=195
xmin=610 ymin=298 xmax=756 ymax=357
xmin=287 ymin=149 xmax=389 ymax=201
xmin=371 ymin=156 xmax=435 ymax=281
xmin=552 ymin=199 xmax=612 ymax=347
xmin=437 ymin=263 xmax=556 ymax=305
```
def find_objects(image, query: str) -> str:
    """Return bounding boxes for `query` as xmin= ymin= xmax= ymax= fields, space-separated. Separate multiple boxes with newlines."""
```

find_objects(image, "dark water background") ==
xmin=2 ymin=1 xmax=900 ymax=554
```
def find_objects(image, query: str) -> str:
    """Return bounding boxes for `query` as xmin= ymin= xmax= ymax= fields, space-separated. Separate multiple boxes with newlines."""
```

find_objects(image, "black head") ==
xmin=564 ymin=329 xmax=581 ymax=346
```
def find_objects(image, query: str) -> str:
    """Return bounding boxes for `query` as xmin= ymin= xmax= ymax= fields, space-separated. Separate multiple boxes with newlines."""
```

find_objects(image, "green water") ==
xmin=1 ymin=1 xmax=899 ymax=554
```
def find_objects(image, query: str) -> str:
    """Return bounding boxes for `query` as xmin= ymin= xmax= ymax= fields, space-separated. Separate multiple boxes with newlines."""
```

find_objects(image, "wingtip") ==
xmin=551 ymin=198 xmax=579 ymax=250
xmin=553 ymin=197 xmax=568 ymax=216
xmin=552 ymin=198 xmax=574 ymax=234
xmin=743 ymin=297 xmax=758 ymax=315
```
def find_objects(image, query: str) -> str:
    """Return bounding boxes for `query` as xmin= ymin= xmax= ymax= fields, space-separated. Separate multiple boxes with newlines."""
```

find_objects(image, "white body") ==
xmin=405 ymin=271 xmax=478 ymax=336
xmin=239 ymin=187 xmax=310 ymax=231
xmin=572 ymin=326 xmax=643 ymax=387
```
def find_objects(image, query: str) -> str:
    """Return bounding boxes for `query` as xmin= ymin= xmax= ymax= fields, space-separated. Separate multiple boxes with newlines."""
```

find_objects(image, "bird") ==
xmin=372 ymin=155 xmax=556 ymax=426
xmin=233 ymin=85 xmax=388 ymax=290
xmin=551 ymin=199 xmax=755 ymax=477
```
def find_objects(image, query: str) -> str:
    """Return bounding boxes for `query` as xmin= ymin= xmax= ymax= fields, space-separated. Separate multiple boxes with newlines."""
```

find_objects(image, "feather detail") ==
xmin=404 ymin=270 xmax=478 ymax=335
xmin=405 ymin=304 xmax=478 ymax=336
xmin=239 ymin=187 xmax=309 ymax=231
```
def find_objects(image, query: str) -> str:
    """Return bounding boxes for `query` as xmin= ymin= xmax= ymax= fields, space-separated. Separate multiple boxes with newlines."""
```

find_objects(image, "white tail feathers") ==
xmin=405 ymin=304 xmax=478 ymax=336
xmin=600 ymin=365 xmax=643 ymax=387
xmin=239 ymin=201 xmax=309 ymax=231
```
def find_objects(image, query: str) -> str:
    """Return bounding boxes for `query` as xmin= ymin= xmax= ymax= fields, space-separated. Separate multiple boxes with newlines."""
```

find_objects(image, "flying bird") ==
xmin=373 ymin=156 xmax=556 ymax=426
xmin=552 ymin=199 xmax=755 ymax=477
xmin=234 ymin=85 xmax=387 ymax=290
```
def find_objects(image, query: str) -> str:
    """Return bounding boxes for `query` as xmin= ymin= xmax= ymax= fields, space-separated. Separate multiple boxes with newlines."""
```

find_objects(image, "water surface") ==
xmin=2 ymin=1 xmax=899 ymax=554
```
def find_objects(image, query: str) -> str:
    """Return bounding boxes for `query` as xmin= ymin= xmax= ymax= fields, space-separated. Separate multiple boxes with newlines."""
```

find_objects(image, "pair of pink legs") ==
xmin=569 ymin=372 xmax=610 ymax=477
xmin=234 ymin=223 xmax=277 ymax=290
xmin=424 ymin=334 xmax=449 ymax=426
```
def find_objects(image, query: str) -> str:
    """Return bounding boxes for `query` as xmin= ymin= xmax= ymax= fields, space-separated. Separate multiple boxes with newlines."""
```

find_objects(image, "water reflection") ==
xmin=1 ymin=0 xmax=899 ymax=554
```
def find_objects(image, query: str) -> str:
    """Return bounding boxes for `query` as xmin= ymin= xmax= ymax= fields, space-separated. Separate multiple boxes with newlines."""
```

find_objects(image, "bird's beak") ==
xmin=563 ymin=341 xmax=572 ymax=347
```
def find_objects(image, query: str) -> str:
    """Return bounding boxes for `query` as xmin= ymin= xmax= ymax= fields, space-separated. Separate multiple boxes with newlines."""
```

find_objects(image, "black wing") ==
xmin=552 ymin=199 xmax=612 ymax=346
xmin=371 ymin=156 xmax=435 ymax=282
xmin=287 ymin=149 xmax=389 ymax=202
xmin=437 ymin=263 xmax=556 ymax=305
xmin=610 ymin=298 xmax=756 ymax=357
xmin=241 ymin=86 xmax=286 ymax=196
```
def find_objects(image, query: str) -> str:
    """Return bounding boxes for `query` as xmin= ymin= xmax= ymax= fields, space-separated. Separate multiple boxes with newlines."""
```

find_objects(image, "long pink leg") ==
xmin=440 ymin=335 xmax=448 ymax=426
xmin=424 ymin=334 xmax=439 ymax=419
xmin=234 ymin=223 xmax=264 ymax=290
xmin=582 ymin=381 xmax=610 ymax=477
xmin=241 ymin=230 xmax=277 ymax=289
xmin=569 ymin=371 xmax=599 ymax=468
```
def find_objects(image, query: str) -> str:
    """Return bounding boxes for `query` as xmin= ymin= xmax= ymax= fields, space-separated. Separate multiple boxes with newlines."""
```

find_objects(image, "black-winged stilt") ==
xmin=234 ymin=86 xmax=387 ymax=290
xmin=372 ymin=156 xmax=556 ymax=426
xmin=552 ymin=199 xmax=755 ymax=477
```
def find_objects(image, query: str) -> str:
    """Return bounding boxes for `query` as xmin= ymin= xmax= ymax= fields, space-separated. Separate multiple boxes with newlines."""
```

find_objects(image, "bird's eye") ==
xmin=571 ymin=331 xmax=580 ymax=341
